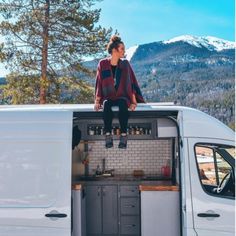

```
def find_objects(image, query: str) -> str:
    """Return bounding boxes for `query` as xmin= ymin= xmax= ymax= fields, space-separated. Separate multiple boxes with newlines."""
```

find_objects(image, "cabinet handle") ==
xmin=125 ymin=224 xmax=136 ymax=227
xmin=97 ymin=187 xmax=101 ymax=196
xmin=82 ymin=188 xmax=86 ymax=198
xmin=124 ymin=205 xmax=135 ymax=208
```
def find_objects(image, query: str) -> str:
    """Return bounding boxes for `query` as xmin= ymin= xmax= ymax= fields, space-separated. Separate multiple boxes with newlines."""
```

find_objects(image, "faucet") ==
xmin=101 ymin=158 xmax=115 ymax=176
xmin=102 ymin=158 xmax=106 ymax=173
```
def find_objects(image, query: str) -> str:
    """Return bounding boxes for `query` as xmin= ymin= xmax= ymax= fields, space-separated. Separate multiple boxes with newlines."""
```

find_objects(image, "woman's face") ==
xmin=113 ymin=43 xmax=125 ymax=58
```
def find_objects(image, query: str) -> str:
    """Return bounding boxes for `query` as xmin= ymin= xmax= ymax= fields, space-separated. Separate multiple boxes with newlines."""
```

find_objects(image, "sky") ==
xmin=0 ymin=0 xmax=234 ymax=76
xmin=95 ymin=0 xmax=234 ymax=48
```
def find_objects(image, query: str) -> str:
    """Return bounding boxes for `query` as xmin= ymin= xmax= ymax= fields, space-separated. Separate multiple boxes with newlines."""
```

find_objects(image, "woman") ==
xmin=94 ymin=35 xmax=144 ymax=149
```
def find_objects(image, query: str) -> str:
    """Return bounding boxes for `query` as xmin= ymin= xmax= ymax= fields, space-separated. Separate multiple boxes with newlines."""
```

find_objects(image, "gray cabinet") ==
xmin=85 ymin=185 xmax=118 ymax=236
xmin=121 ymin=198 xmax=140 ymax=215
xmin=120 ymin=216 xmax=140 ymax=235
xmin=120 ymin=186 xmax=139 ymax=197
xmin=120 ymin=185 xmax=140 ymax=236
xmin=102 ymin=185 xmax=119 ymax=234
xmin=86 ymin=185 xmax=102 ymax=235
xmin=84 ymin=183 xmax=141 ymax=236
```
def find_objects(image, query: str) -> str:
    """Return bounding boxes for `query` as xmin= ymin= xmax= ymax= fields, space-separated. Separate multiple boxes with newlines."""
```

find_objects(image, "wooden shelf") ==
xmin=75 ymin=118 xmax=157 ymax=141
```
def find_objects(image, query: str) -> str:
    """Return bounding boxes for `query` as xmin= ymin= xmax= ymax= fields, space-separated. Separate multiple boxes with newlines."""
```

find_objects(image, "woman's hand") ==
xmin=94 ymin=96 xmax=101 ymax=111
xmin=94 ymin=102 xmax=101 ymax=111
xmin=129 ymin=103 xmax=137 ymax=111
xmin=130 ymin=94 xmax=137 ymax=111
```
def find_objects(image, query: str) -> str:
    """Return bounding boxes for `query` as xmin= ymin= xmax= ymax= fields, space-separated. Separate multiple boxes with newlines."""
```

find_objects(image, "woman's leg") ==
xmin=117 ymin=99 xmax=129 ymax=134
xmin=103 ymin=99 xmax=114 ymax=134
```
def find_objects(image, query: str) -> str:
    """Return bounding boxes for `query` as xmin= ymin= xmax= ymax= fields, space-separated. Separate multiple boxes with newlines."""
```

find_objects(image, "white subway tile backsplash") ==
xmin=87 ymin=139 xmax=172 ymax=176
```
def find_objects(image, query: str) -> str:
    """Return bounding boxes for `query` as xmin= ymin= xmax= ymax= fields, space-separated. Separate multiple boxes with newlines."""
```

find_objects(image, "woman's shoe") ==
xmin=118 ymin=135 xmax=127 ymax=149
xmin=105 ymin=134 xmax=113 ymax=148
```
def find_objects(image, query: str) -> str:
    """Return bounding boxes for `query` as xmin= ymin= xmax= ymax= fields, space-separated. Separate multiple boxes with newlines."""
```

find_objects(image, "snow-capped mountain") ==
xmin=163 ymin=35 xmax=235 ymax=52
xmin=123 ymin=35 xmax=234 ymax=126
xmin=125 ymin=35 xmax=235 ymax=61
xmin=128 ymin=34 xmax=234 ymax=83
xmin=125 ymin=45 xmax=138 ymax=61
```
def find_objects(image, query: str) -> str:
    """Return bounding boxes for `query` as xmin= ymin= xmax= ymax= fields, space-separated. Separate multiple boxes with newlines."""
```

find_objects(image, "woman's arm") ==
xmin=128 ymin=61 xmax=145 ymax=104
xmin=94 ymin=63 xmax=103 ymax=111
xmin=132 ymin=93 xmax=137 ymax=105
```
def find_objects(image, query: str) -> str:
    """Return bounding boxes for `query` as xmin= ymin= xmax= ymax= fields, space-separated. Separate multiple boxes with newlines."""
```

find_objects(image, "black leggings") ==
xmin=103 ymin=99 xmax=129 ymax=134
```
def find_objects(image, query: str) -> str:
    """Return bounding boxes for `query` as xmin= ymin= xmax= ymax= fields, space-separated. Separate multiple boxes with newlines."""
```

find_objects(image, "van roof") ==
xmin=0 ymin=102 xmax=176 ymax=112
xmin=0 ymin=103 xmax=234 ymax=141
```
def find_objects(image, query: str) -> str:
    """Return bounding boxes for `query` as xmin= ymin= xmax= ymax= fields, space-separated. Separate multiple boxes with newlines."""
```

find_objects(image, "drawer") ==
xmin=120 ymin=216 xmax=140 ymax=235
xmin=121 ymin=198 xmax=140 ymax=215
xmin=120 ymin=185 xmax=139 ymax=197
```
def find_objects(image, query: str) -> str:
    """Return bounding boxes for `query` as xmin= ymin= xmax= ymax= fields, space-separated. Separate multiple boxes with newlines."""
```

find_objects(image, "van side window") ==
xmin=195 ymin=144 xmax=235 ymax=198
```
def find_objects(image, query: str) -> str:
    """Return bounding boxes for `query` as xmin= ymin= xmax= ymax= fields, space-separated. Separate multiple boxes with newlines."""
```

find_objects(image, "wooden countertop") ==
xmin=72 ymin=183 xmax=179 ymax=191
xmin=139 ymin=185 xmax=179 ymax=191
xmin=72 ymin=184 xmax=82 ymax=190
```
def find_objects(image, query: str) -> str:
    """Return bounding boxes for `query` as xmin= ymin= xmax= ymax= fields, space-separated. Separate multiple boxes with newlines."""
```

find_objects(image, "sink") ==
xmin=77 ymin=174 xmax=114 ymax=181
xmin=77 ymin=176 xmax=99 ymax=181
xmin=76 ymin=175 xmax=163 ymax=182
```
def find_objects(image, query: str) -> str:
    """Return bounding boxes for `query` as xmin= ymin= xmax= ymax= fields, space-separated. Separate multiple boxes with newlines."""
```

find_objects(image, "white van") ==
xmin=0 ymin=103 xmax=234 ymax=236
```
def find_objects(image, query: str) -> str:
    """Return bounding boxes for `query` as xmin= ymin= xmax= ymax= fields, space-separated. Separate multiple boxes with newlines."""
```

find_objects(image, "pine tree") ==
xmin=0 ymin=0 xmax=112 ymax=104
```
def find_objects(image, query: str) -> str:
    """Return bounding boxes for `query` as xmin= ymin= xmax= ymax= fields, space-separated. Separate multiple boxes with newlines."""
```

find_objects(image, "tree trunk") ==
xmin=40 ymin=0 xmax=50 ymax=104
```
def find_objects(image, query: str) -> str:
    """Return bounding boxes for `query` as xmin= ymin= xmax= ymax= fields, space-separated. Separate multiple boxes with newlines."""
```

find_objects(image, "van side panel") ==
xmin=0 ymin=111 xmax=72 ymax=236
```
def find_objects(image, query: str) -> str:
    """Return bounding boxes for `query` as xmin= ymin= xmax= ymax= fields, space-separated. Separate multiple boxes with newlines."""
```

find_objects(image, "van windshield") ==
xmin=224 ymin=147 xmax=235 ymax=159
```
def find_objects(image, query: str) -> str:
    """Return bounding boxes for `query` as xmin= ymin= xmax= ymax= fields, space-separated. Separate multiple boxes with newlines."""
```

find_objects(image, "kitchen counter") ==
xmin=139 ymin=185 xmax=179 ymax=191
xmin=72 ymin=182 xmax=178 ymax=191
xmin=74 ymin=174 xmax=170 ymax=182
xmin=73 ymin=175 xmax=173 ymax=186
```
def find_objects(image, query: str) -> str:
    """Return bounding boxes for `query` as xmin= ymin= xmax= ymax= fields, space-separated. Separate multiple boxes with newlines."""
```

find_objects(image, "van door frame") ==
xmin=188 ymin=138 xmax=235 ymax=236
xmin=73 ymin=110 xmax=183 ymax=236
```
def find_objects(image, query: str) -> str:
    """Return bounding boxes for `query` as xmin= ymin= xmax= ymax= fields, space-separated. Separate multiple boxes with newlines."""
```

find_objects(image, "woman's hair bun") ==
xmin=110 ymin=35 xmax=121 ymax=43
xmin=107 ymin=35 xmax=123 ymax=54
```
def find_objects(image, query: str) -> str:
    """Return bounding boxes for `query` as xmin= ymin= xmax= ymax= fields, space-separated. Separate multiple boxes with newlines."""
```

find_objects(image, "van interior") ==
xmin=71 ymin=110 xmax=181 ymax=236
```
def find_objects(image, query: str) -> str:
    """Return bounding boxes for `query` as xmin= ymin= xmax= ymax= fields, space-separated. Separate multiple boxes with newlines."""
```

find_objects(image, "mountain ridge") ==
xmin=121 ymin=35 xmax=234 ymax=127
xmin=125 ymin=35 xmax=235 ymax=61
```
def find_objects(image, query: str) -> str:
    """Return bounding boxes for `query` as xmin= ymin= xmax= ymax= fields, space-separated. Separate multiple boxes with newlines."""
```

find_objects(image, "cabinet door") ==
xmin=102 ymin=185 xmax=118 ymax=234
xmin=121 ymin=197 xmax=140 ymax=215
xmin=85 ymin=185 xmax=102 ymax=235
xmin=120 ymin=185 xmax=139 ymax=197
xmin=120 ymin=216 xmax=140 ymax=235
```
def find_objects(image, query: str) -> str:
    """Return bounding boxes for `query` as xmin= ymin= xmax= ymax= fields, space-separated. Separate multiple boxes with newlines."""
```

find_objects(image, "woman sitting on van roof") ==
xmin=94 ymin=35 xmax=145 ymax=149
